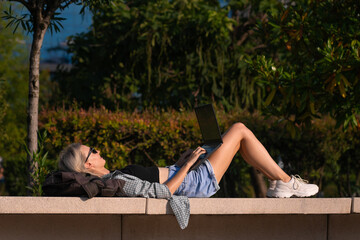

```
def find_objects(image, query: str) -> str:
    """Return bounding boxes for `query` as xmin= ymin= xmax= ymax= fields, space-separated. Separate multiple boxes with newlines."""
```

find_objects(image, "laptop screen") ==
xmin=195 ymin=104 xmax=222 ymax=144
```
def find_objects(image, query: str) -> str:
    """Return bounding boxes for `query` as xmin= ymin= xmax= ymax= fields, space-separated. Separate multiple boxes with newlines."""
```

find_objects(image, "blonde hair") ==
xmin=58 ymin=143 xmax=87 ymax=173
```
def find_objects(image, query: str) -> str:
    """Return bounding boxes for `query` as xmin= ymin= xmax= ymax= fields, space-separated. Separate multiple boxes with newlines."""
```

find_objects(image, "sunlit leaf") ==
xmin=339 ymin=79 xmax=346 ymax=98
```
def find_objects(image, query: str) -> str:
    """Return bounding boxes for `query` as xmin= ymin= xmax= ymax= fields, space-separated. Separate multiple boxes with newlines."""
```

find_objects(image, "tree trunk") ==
xmin=27 ymin=20 xmax=48 ymax=192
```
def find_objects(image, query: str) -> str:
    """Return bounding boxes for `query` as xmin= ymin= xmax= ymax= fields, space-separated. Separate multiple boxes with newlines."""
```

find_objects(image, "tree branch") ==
xmin=8 ymin=0 xmax=31 ymax=12
xmin=237 ymin=29 xmax=254 ymax=46
xmin=42 ymin=0 xmax=62 ymax=24
xmin=60 ymin=0 xmax=78 ymax=10
xmin=245 ymin=44 xmax=267 ymax=54
xmin=142 ymin=149 xmax=159 ymax=167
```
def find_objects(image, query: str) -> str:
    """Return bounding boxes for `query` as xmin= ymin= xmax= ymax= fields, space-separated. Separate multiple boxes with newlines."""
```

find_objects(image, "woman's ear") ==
xmin=84 ymin=161 xmax=92 ymax=169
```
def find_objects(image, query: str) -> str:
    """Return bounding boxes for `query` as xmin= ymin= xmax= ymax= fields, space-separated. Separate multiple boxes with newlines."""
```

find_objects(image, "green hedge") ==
xmin=33 ymin=107 xmax=359 ymax=197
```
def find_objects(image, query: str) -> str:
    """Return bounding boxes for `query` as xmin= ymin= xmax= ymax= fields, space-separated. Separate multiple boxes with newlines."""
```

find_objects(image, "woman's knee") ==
xmin=231 ymin=122 xmax=248 ymax=131
xmin=230 ymin=122 xmax=252 ymax=138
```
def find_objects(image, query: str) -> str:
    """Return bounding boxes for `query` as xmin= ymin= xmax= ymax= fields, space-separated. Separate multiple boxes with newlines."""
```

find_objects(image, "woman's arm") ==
xmin=165 ymin=147 xmax=206 ymax=194
xmin=174 ymin=149 xmax=193 ymax=167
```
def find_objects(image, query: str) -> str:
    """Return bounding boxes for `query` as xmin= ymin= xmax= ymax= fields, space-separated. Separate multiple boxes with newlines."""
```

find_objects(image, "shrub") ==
xmin=35 ymin=107 xmax=360 ymax=197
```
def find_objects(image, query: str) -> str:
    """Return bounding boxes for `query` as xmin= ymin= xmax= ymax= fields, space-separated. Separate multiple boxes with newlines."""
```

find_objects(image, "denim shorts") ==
xmin=167 ymin=159 xmax=220 ymax=198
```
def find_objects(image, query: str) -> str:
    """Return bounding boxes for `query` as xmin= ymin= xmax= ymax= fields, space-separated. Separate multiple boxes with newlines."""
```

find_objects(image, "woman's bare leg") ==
xmin=208 ymin=123 xmax=291 ymax=183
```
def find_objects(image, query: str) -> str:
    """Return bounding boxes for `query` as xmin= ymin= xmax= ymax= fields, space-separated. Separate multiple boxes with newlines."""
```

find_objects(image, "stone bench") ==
xmin=0 ymin=197 xmax=359 ymax=240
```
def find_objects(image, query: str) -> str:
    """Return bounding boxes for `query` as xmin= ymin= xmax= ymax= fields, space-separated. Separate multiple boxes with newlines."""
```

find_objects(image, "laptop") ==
xmin=190 ymin=104 xmax=223 ymax=170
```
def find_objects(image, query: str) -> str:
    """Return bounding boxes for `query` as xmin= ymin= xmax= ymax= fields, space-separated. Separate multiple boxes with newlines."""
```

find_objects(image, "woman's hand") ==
xmin=184 ymin=147 xmax=206 ymax=167
xmin=175 ymin=149 xmax=193 ymax=167
xmin=165 ymin=146 xmax=206 ymax=194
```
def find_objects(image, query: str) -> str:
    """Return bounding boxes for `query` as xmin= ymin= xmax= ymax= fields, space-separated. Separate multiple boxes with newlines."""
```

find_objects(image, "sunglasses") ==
xmin=85 ymin=147 xmax=98 ymax=163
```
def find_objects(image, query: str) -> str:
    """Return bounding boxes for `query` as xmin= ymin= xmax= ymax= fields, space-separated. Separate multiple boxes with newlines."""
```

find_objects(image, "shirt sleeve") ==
xmin=111 ymin=171 xmax=190 ymax=229
xmin=169 ymin=195 xmax=190 ymax=229
xmin=114 ymin=173 xmax=171 ymax=198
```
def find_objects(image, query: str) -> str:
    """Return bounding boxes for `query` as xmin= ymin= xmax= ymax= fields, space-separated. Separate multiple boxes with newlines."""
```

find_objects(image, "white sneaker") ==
xmin=266 ymin=180 xmax=277 ymax=197
xmin=267 ymin=175 xmax=319 ymax=198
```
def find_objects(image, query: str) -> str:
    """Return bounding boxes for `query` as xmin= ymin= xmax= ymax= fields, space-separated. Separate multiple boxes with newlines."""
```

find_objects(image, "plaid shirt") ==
xmin=103 ymin=170 xmax=190 ymax=229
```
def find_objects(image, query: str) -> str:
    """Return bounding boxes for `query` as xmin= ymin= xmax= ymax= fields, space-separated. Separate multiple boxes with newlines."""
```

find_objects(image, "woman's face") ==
xmin=80 ymin=145 xmax=106 ymax=170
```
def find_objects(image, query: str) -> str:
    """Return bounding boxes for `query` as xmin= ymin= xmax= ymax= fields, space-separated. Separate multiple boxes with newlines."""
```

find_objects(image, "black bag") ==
xmin=42 ymin=171 xmax=125 ymax=198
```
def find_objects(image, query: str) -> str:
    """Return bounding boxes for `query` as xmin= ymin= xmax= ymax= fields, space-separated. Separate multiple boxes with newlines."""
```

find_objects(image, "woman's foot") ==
xmin=266 ymin=175 xmax=319 ymax=198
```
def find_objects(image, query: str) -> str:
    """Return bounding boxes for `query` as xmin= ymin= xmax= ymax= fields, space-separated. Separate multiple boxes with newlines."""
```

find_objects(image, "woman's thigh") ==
xmin=207 ymin=123 xmax=245 ymax=182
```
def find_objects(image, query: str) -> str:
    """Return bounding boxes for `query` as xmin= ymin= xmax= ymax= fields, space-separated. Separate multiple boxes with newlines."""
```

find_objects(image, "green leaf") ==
xmin=264 ymin=88 xmax=277 ymax=107
xmin=286 ymin=121 xmax=296 ymax=138
xmin=351 ymin=115 xmax=358 ymax=128
xmin=310 ymin=101 xmax=315 ymax=115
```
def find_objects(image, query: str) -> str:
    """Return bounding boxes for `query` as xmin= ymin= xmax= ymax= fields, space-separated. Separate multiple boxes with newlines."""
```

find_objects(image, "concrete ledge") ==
xmin=0 ymin=197 xmax=355 ymax=215
xmin=0 ymin=196 xmax=146 ymax=214
xmin=147 ymin=198 xmax=352 ymax=215
xmin=353 ymin=197 xmax=360 ymax=213
xmin=0 ymin=197 xmax=359 ymax=240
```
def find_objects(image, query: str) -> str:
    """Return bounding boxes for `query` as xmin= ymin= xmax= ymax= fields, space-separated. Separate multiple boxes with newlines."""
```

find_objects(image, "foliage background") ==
xmin=52 ymin=0 xmax=271 ymax=110
xmin=0 ymin=1 xmax=29 ymax=195
xmin=27 ymin=107 xmax=360 ymax=197
xmin=1 ymin=0 xmax=359 ymax=196
xmin=0 ymin=1 xmax=55 ymax=195
xmin=247 ymin=0 xmax=360 ymax=131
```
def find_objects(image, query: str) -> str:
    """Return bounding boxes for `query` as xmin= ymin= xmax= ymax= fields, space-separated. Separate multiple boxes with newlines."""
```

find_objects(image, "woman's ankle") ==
xmin=281 ymin=175 xmax=292 ymax=183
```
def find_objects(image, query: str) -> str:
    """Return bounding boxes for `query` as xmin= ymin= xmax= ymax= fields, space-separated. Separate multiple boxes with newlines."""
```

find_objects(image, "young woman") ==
xmin=59 ymin=122 xmax=319 ymax=198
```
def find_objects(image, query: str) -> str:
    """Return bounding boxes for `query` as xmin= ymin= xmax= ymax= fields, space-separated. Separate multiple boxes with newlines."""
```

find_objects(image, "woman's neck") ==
xmin=90 ymin=168 xmax=110 ymax=177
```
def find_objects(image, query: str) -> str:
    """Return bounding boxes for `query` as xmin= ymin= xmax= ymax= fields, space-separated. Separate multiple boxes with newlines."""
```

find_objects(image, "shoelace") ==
xmin=292 ymin=175 xmax=309 ymax=190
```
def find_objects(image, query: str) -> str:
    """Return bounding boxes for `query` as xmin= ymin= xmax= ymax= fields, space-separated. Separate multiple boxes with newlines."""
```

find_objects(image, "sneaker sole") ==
xmin=293 ymin=188 xmax=319 ymax=197
xmin=268 ymin=188 xmax=319 ymax=198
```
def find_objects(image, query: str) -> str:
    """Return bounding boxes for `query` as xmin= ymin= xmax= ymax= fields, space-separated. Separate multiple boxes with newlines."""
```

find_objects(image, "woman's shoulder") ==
xmin=103 ymin=170 xmax=141 ymax=181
